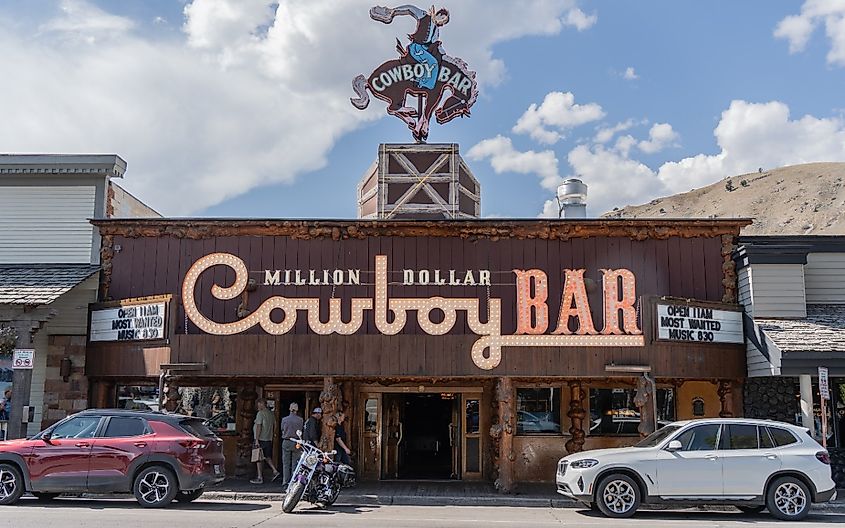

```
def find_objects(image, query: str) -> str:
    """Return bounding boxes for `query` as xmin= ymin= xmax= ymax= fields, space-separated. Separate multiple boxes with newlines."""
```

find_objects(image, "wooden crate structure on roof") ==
xmin=357 ymin=143 xmax=481 ymax=219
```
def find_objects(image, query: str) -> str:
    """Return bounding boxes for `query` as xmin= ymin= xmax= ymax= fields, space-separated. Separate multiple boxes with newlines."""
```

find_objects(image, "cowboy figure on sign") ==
xmin=351 ymin=4 xmax=478 ymax=143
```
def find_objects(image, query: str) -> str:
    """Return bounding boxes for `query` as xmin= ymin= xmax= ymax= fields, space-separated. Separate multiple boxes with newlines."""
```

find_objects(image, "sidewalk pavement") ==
xmin=204 ymin=478 xmax=845 ymax=510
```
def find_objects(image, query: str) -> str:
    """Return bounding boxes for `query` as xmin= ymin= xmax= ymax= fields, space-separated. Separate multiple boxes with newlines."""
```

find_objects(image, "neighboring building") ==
xmin=0 ymin=154 xmax=158 ymax=438
xmin=87 ymin=216 xmax=748 ymax=487
xmin=736 ymin=236 xmax=845 ymax=483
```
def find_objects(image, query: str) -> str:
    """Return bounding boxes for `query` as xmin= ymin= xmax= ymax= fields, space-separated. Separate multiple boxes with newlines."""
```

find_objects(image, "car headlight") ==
xmin=569 ymin=459 xmax=599 ymax=469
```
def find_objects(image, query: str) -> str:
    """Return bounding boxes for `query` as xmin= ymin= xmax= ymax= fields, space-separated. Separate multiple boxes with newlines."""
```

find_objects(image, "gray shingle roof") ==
xmin=0 ymin=265 xmax=100 ymax=305
xmin=757 ymin=305 xmax=845 ymax=353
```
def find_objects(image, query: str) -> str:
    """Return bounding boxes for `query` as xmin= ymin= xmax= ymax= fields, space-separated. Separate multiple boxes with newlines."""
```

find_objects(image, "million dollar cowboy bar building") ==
xmin=85 ymin=217 xmax=749 ymax=489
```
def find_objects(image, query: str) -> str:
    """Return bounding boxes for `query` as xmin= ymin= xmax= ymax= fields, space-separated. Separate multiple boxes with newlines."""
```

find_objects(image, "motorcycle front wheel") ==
xmin=282 ymin=481 xmax=305 ymax=513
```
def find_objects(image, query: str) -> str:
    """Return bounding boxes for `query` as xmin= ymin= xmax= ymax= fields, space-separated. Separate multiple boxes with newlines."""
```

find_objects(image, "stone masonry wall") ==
xmin=42 ymin=335 xmax=88 ymax=429
xmin=743 ymin=377 xmax=799 ymax=423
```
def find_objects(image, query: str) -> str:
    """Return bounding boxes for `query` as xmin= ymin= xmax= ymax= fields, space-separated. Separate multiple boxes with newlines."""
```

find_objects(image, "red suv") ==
xmin=0 ymin=409 xmax=225 ymax=508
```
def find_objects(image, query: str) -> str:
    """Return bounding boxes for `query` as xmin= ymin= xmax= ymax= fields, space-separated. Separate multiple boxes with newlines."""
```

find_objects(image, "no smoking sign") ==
xmin=12 ymin=349 xmax=34 ymax=369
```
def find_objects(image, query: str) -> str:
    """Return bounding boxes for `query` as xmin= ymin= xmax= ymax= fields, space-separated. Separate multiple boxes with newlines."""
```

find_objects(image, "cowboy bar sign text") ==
xmin=183 ymin=253 xmax=644 ymax=370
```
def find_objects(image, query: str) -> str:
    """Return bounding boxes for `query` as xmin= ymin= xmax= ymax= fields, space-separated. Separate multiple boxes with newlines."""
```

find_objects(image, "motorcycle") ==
xmin=281 ymin=432 xmax=357 ymax=513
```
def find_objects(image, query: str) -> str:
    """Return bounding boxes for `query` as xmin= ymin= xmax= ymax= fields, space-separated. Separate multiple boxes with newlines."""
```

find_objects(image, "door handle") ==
xmin=763 ymin=454 xmax=778 ymax=460
xmin=75 ymin=442 xmax=90 ymax=448
xmin=705 ymin=455 xmax=718 ymax=461
xmin=134 ymin=442 xmax=147 ymax=448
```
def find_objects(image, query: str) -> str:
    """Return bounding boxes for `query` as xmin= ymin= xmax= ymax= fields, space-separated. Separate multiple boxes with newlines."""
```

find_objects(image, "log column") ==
xmin=320 ymin=377 xmax=341 ymax=452
xmin=718 ymin=380 xmax=733 ymax=418
xmin=565 ymin=381 xmax=586 ymax=454
xmin=236 ymin=383 xmax=258 ymax=477
xmin=491 ymin=377 xmax=514 ymax=493
xmin=635 ymin=376 xmax=655 ymax=437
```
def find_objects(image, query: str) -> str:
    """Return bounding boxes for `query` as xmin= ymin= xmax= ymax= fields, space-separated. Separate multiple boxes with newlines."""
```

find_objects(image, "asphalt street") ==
xmin=1 ymin=498 xmax=844 ymax=528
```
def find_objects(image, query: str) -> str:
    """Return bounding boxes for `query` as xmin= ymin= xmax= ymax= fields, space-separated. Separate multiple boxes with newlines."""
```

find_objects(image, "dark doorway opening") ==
xmin=399 ymin=394 xmax=454 ymax=479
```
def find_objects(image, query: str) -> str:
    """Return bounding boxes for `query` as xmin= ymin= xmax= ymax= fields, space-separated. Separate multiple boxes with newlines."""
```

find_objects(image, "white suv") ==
xmin=556 ymin=418 xmax=836 ymax=521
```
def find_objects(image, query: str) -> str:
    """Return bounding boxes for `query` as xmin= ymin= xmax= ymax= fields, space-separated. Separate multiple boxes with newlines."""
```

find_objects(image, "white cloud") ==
xmin=622 ymin=66 xmax=638 ymax=80
xmin=40 ymin=0 xmax=134 ymax=41
xmin=512 ymin=91 xmax=605 ymax=145
xmin=467 ymin=135 xmax=562 ymax=191
xmin=638 ymin=123 xmax=679 ymax=154
xmin=775 ymin=1 xmax=845 ymax=66
xmin=594 ymin=119 xmax=637 ymax=143
xmin=0 ymin=0 xmax=592 ymax=215
xmin=562 ymin=7 xmax=597 ymax=31
xmin=657 ymin=99 xmax=845 ymax=192
xmin=535 ymin=99 xmax=845 ymax=216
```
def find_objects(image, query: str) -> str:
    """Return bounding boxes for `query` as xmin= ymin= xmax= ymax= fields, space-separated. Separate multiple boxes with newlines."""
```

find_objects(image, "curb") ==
xmin=200 ymin=491 xmax=845 ymax=511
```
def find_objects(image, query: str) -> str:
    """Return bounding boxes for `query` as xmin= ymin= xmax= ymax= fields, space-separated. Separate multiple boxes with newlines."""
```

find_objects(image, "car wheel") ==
xmin=736 ymin=505 xmax=765 ymax=514
xmin=766 ymin=476 xmax=811 ymax=521
xmin=174 ymin=489 xmax=204 ymax=503
xmin=0 ymin=464 xmax=24 ymax=506
xmin=133 ymin=466 xmax=178 ymax=508
xmin=595 ymin=473 xmax=641 ymax=518
xmin=32 ymin=492 xmax=61 ymax=501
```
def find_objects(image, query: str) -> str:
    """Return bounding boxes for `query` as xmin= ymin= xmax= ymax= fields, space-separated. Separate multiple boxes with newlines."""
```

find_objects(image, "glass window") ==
xmin=364 ymin=398 xmax=378 ymax=433
xmin=768 ymin=427 xmax=798 ymax=447
xmin=180 ymin=418 xmax=217 ymax=438
xmin=51 ymin=416 xmax=102 ymax=439
xmin=720 ymin=424 xmax=759 ymax=449
xmin=634 ymin=425 xmax=681 ymax=447
xmin=759 ymin=426 xmax=775 ymax=449
xmin=465 ymin=399 xmax=480 ymax=434
xmin=117 ymin=384 xmax=160 ymax=412
xmin=517 ymin=388 xmax=561 ymax=435
xmin=589 ymin=388 xmax=675 ymax=436
xmin=674 ymin=424 xmax=720 ymax=451
xmin=103 ymin=417 xmax=147 ymax=438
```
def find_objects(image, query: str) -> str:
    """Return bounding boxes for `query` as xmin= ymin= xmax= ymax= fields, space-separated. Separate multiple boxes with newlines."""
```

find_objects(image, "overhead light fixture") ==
xmin=605 ymin=364 xmax=651 ymax=373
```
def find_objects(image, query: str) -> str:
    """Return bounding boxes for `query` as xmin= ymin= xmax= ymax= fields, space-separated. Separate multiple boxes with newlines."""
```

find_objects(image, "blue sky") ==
xmin=2 ymin=1 xmax=845 ymax=218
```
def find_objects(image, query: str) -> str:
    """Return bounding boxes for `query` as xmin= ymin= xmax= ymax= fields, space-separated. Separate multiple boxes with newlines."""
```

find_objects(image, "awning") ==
xmin=756 ymin=305 xmax=845 ymax=376
xmin=0 ymin=264 xmax=100 ymax=305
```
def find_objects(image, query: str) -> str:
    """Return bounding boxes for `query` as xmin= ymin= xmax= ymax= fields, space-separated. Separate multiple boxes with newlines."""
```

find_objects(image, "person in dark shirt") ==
xmin=334 ymin=412 xmax=352 ymax=466
xmin=303 ymin=407 xmax=323 ymax=446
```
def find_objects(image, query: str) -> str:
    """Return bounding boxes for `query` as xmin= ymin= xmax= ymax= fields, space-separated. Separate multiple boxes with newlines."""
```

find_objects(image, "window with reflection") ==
xmin=516 ymin=388 xmax=561 ymax=435
xmin=364 ymin=398 xmax=379 ymax=433
xmin=589 ymin=387 xmax=676 ymax=436
xmin=465 ymin=399 xmax=479 ymax=434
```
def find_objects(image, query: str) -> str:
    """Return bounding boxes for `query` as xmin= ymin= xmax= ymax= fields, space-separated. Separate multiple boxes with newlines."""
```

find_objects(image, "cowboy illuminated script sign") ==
xmin=182 ymin=253 xmax=645 ymax=370
xmin=350 ymin=4 xmax=478 ymax=143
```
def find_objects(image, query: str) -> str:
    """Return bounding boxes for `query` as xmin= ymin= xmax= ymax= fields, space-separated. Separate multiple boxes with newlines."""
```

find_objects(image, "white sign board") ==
xmin=657 ymin=303 xmax=743 ymax=344
xmin=12 ymin=349 xmax=34 ymax=369
xmin=90 ymin=302 xmax=166 ymax=342
xmin=819 ymin=366 xmax=830 ymax=400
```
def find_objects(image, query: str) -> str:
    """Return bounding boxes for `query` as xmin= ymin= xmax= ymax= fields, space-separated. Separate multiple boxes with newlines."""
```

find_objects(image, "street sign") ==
xmin=12 ymin=349 xmax=34 ymax=369
xmin=819 ymin=366 xmax=830 ymax=400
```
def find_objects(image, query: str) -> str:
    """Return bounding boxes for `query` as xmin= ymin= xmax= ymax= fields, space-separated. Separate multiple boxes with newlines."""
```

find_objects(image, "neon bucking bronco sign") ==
xmin=350 ymin=5 xmax=479 ymax=143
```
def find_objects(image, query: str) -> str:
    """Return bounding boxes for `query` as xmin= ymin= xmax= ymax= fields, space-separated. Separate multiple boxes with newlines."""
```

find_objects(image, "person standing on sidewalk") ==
xmin=280 ymin=402 xmax=304 ymax=487
xmin=303 ymin=407 xmax=322 ymax=446
xmin=250 ymin=399 xmax=280 ymax=484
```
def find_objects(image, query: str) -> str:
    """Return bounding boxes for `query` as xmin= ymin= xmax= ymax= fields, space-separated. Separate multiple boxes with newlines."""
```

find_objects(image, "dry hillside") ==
xmin=603 ymin=162 xmax=845 ymax=234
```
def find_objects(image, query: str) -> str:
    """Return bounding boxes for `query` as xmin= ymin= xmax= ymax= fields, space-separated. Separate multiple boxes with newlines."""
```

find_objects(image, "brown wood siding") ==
xmin=93 ymin=233 xmax=745 ymax=379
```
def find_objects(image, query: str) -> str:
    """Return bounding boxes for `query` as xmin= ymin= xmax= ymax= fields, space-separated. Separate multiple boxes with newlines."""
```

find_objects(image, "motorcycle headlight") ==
xmin=569 ymin=459 xmax=599 ymax=469
xmin=304 ymin=454 xmax=319 ymax=468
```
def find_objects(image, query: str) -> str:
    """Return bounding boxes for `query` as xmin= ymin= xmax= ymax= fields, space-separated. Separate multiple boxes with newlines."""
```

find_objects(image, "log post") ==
xmin=565 ymin=381 xmax=586 ymax=453
xmin=320 ymin=377 xmax=341 ymax=452
xmin=492 ymin=377 xmax=514 ymax=493
xmin=163 ymin=376 xmax=181 ymax=413
xmin=634 ymin=376 xmax=655 ymax=437
xmin=236 ymin=383 xmax=257 ymax=477
xmin=717 ymin=380 xmax=733 ymax=418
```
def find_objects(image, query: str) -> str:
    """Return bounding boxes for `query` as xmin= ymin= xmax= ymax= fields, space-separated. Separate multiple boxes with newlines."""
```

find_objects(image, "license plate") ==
xmin=214 ymin=465 xmax=222 ymax=475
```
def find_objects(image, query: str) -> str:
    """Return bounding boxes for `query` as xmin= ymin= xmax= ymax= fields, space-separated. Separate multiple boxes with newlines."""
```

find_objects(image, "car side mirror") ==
xmin=666 ymin=440 xmax=682 ymax=452
xmin=41 ymin=431 xmax=53 ymax=443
